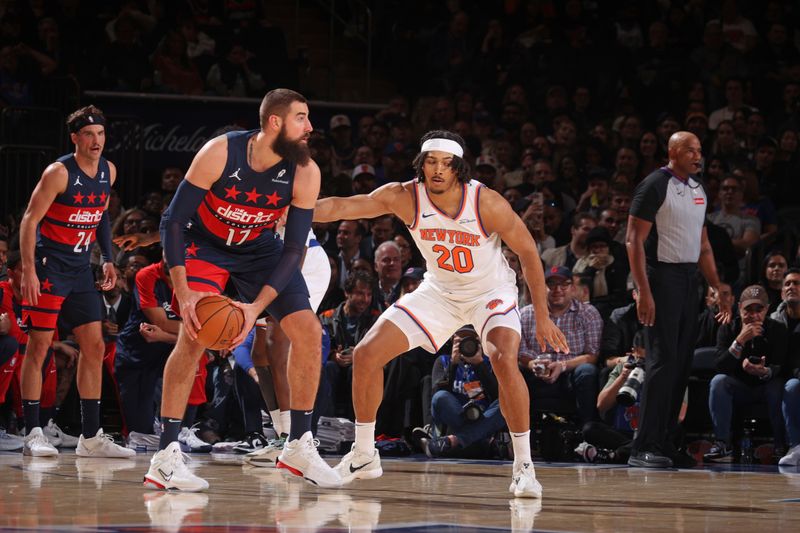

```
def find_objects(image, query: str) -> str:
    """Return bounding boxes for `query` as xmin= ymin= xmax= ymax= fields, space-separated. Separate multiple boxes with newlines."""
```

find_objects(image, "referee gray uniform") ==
xmin=629 ymin=167 xmax=707 ymax=455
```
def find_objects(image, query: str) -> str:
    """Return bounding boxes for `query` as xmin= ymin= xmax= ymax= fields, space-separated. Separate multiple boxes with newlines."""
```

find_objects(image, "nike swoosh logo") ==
xmin=422 ymin=213 xmax=435 ymax=218
xmin=349 ymin=461 xmax=371 ymax=473
xmin=158 ymin=468 xmax=173 ymax=481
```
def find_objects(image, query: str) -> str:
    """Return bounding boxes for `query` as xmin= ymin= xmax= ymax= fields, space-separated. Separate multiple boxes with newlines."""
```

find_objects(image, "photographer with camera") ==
xmin=422 ymin=326 xmax=506 ymax=458
xmin=705 ymin=285 xmax=787 ymax=462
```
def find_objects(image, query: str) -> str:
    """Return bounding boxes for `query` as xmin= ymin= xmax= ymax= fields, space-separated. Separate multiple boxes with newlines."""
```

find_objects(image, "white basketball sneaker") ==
xmin=43 ymin=419 xmax=79 ymax=448
xmin=779 ymin=444 xmax=800 ymax=466
xmin=23 ymin=427 xmax=58 ymax=457
xmin=178 ymin=427 xmax=212 ymax=453
xmin=334 ymin=443 xmax=383 ymax=484
xmin=276 ymin=431 xmax=342 ymax=488
xmin=144 ymin=441 xmax=209 ymax=492
xmin=509 ymin=461 xmax=542 ymax=498
xmin=77 ymin=429 xmax=136 ymax=458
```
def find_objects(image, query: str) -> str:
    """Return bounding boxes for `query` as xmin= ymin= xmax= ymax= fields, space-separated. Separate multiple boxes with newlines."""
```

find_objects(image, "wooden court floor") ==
xmin=1 ymin=451 xmax=799 ymax=532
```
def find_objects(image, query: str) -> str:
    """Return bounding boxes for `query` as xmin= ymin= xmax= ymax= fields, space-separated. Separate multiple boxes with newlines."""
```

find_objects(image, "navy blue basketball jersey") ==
xmin=190 ymin=130 xmax=296 ymax=252
xmin=37 ymin=154 xmax=111 ymax=267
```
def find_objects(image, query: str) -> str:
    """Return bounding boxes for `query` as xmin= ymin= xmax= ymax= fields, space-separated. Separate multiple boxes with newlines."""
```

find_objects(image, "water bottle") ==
xmin=740 ymin=419 xmax=755 ymax=465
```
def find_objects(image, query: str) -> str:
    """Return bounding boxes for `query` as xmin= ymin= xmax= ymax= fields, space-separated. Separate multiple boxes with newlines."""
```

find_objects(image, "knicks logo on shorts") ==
xmin=486 ymin=299 xmax=503 ymax=310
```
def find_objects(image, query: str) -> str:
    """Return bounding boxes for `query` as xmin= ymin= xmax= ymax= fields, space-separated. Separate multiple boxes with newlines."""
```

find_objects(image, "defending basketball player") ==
xmin=143 ymin=88 xmax=339 ymax=491
xmin=314 ymin=130 xmax=568 ymax=498
xmin=19 ymin=105 xmax=134 ymax=459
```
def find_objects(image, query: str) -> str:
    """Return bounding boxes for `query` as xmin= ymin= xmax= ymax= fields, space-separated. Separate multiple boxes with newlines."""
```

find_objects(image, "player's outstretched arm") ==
xmin=19 ymin=163 xmax=68 ymax=305
xmin=314 ymin=182 xmax=411 ymax=223
xmin=479 ymin=187 xmax=569 ymax=354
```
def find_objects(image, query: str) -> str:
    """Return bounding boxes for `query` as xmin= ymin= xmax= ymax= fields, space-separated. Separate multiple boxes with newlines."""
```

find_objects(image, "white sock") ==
xmin=511 ymin=430 xmax=532 ymax=466
xmin=269 ymin=409 xmax=282 ymax=436
xmin=279 ymin=411 xmax=291 ymax=437
xmin=355 ymin=421 xmax=376 ymax=454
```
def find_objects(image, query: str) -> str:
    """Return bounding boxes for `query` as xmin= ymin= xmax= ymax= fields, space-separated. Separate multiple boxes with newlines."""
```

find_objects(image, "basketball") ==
xmin=194 ymin=295 xmax=245 ymax=350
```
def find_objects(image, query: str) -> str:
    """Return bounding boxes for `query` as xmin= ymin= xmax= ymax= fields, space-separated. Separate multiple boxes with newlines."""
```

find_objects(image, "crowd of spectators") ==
xmin=2 ymin=0 xmax=800 ymax=464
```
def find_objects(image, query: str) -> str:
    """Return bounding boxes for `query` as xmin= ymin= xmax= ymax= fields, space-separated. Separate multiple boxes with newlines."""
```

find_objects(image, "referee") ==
xmin=626 ymin=131 xmax=731 ymax=468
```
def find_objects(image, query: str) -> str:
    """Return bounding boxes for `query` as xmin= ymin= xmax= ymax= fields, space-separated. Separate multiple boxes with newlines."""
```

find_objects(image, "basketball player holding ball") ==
xmin=143 ymin=89 xmax=340 ymax=491
xmin=314 ymin=130 xmax=568 ymax=498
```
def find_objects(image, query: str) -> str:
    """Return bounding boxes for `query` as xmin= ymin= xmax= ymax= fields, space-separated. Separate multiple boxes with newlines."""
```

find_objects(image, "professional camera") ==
xmin=459 ymin=336 xmax=480 ymax=359
xmin=462 ymin=399 xmax=484 ymax=422
xmin=616 ymin=355 xmax=645 ymax=406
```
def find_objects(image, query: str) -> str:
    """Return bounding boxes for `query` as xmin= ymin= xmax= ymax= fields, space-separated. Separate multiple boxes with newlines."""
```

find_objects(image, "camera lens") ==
xmin=459 ymin=337 xmax=479 ymax=358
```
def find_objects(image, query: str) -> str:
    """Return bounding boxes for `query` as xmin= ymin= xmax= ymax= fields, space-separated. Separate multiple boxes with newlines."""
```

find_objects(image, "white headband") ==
xmin=420 ymin=138 xmax=463 ymax=158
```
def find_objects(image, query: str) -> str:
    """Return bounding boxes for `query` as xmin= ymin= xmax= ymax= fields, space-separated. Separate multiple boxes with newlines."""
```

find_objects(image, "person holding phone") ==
xmin=705 ymin=285 xmax=787 ymax=462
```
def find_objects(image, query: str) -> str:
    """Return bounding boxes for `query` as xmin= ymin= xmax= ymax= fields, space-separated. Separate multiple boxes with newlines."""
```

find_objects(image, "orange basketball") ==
xmin=194 ymin=295 xmax=245 ymax=350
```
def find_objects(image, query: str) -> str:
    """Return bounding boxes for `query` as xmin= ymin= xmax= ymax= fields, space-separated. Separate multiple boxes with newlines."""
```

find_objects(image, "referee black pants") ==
xmin=633 ymin=263 xmax=699 ymax=453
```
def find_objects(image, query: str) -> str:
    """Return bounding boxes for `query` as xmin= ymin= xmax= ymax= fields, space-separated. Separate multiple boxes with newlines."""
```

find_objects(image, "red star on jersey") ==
xmin=73 ymin=192 xmax=85 ymax=204
xmin=265 ymin=191 xmax=282 ymax=206
xmin=99 ymin=192 xmax=107 ymax=203
xmin=40 ymin=278 xmax=53 ymax=292
xmin=245 ymin=187 xmax=262 ymax=203
xmin=86 ymin=192 xmax=97 ymax=204
xmin=186 ymin=242 xmax=199 ymax=257
xmin=224 ymin=185 xmax=241 ymax=200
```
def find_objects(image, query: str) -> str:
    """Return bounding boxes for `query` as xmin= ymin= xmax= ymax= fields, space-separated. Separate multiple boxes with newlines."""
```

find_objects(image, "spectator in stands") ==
xmin=697 ymin=283 xmax=735 ymax=348
xmin=394 ymin=230 xmax=423 ymax=271
xmin=608 ymin=184 xmax=632 ymax=243
xmin=519 ymin=266 xmax=601 ymax=424
xmin=572 ymin=227 xmax=628 ymax=314
xmin=705 ymin=285 xmax=787 ymax=462
xmin=328 ymin=114 xmax=356 ymax=171
xmin=319 ymin=271 xmax=380 ymax=420
xmin=709 ymin=79 xmax=757 ymax=130
xmin=772 ymin=268 xmax=800 ymax=466
xmin=708 ymin=175 xmax=760 ymax=260
xmin=361 ymin=214 xmax=395 ymax=263
xmin=103 ymin=15 xmax=152 ymax=91
xmin=205 ymin=41 xmax=265 ymax=97
xmin=351 ymin=164 xmax=376 ymax=195
xmin=423 ymin=326 xmax=505 ymax=458
xmin=160 ymin=167 xmax=183 ymax=195
xmin=335 ymin=220 xmax=364 ymax=290
xmin=541 ymin=213 xmax=596 ymax=270
xmin=600 ymin=290 xmax=640 ymax=368
xmin=374 ymin=240 xmax=403 ymax=310
xmin=762 ymin=251 xmax=789 ymax=313
xmin=152 ymin=29 xmax=204 ymax=95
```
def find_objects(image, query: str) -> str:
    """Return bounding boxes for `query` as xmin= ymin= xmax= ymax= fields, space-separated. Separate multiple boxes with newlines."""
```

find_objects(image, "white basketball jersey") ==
xmin=409 ymin=179 xmax=516 ymax=299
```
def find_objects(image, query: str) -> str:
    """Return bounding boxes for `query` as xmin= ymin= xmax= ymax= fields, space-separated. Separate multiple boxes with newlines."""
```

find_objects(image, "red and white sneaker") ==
xmin=277 ymin=431 xmax=342 ymax=488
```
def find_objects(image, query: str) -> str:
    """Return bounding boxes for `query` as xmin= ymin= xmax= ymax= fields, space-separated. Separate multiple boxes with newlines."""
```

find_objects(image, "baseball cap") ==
xmin=329 ymin=114 xmax=351 ymax=130
xmin=401 ymin=267 xmax=425 ymax=282
xmin=545 ymin=265 xmax=572 ymax=280
xmin=585 ymin=227 xmax=613 ymax=248
xmin=739 ymin=285 xmax=769 ymax=308
xmin=351 ymin=164 xmax=376 ymax=180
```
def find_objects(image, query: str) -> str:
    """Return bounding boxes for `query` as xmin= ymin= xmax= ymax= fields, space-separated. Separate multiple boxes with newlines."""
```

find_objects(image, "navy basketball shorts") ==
xmin=22 ymin=254 xmax=103 ymax=331
xmin=182 ymin=236 xmax=310 ymax=322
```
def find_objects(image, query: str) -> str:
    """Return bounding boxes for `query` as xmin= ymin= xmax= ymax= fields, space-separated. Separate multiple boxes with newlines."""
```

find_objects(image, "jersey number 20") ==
xmin=432 ymin=245 xmax=474 ymax=273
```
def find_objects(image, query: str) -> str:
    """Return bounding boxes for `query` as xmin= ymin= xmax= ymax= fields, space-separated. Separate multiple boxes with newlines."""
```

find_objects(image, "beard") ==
xmin=272 ymin=126 xmax=311 ymax=165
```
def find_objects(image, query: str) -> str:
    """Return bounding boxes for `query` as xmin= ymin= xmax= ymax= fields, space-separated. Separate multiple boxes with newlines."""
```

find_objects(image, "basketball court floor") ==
xmin=1 ymin=450 xmax=799 ymax=532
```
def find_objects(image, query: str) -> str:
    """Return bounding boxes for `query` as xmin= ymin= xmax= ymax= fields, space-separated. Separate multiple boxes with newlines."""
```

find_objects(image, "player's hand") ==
xmin=535 ymin=317 xmax=569 ymax=354
xmin=636 ymin=289 xmax=656 ymax=327
xmin=227 ymin=301 xmax=260 ymax=349
xmin=20 ymin=267 xmax=40 ymax=305
xmin=176 ymin=288 xmax=218 ymax=340
xmin=100 ymin=262 xmax=116 ymax=291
